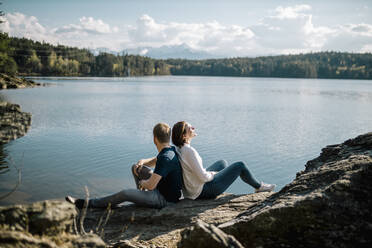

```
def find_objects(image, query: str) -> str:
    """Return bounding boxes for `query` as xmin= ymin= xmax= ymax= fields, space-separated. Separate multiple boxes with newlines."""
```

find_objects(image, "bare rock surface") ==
xmin=178 ymin=219 xmax=244 ymax=248
xmin=219 ymin=132 xmax=372 ymax=248
xmin=0 ymin=102 xmax=31 ymax=144
xmin=82 ymin=192 xmax=272 ymax=247
xmin=0 ymin=73 xmax=40 ymax=89
xmin=0 ymin=200 xmax=105 ymax=247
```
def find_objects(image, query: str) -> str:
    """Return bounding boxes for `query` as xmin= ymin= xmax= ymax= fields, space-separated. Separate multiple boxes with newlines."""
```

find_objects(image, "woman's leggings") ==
xmin=197 ymin=160 xmax=261 ymax=199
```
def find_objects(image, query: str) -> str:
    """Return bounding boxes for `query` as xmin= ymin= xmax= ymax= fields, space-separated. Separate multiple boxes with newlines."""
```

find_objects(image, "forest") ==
xmin=1 ymin=32 xmax=371 ymax=79
xmin=0 ymin=32 xmax=170 ymax=77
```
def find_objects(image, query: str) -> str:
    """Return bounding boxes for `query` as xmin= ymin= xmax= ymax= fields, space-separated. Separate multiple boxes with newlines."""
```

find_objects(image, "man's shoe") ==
xmin=65 ymin=195 xmax=87 ymax=209
xmin=255 ymin=182 xmax=276 ymax=193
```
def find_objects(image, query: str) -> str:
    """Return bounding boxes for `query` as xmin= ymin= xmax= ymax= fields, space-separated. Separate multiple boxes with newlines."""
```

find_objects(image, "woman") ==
xmin=172 ymin=121 xmax=275 ymax=200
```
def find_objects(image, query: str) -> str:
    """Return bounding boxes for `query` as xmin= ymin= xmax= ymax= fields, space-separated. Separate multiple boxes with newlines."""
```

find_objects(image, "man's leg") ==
xmin=90 ymin=188 xmax=167 ymax=209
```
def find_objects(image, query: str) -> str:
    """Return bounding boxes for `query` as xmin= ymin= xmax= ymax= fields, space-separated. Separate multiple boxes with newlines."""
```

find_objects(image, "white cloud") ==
xmin=1 ymin=12 xmax=51 ymax=42
xmin=274 ymin=4 xmax=312 ymax=19
xmin=1 ymin=7 xmax=372 ymax=58
xmin=127 ymin=15 xmax=256 ymax=56
xmin=251 ymin=5 xmax=341 ymax=55
xmin=55 ymin=16 xmax=118 ymax=35
xmin=361 ymin=44 xmax=372 ymax=53
xmin=322 ymin=23 xmax=372 ymax=52
xmin=0 ymin=13 xmax=125 ymax=51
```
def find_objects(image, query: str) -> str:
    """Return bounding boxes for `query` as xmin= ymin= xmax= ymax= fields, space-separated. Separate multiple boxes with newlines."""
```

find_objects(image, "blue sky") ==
xmin=1 ymin=0 xmax=372 ymax=57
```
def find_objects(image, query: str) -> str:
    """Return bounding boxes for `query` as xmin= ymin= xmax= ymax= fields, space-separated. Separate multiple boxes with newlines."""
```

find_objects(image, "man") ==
xmin=66 ymin=123 xmax=183 ymax=209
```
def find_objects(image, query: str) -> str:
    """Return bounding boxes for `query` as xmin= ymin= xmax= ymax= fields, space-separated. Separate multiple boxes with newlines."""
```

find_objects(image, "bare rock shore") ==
xmin=0 ymin=102 xmax=31 ymax=144
xmin=0 ymin=132 xmax=371 ymax=248
xmin=0 ymin=74 xmax=40 ymax=144
xmin=0 ymin=73 xmax=41 ymax=89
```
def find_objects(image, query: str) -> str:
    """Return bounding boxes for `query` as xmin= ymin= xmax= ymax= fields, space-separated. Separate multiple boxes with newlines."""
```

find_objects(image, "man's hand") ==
xmin=136 ymin=159 xmax=145 ymax=166
xmin=133 ymin=160 xmax=145 ymax=176
xmin=138 ymin=180 xmax=145 ymax=190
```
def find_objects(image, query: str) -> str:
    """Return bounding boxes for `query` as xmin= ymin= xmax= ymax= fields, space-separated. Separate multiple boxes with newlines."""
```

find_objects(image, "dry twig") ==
xmin=79 ymin=185 xmax=90 ymax=235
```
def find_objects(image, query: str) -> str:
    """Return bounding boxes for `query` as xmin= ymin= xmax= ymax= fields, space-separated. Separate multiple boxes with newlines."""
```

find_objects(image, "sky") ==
xmin=1 ymin=0 xmax=372 ymax=58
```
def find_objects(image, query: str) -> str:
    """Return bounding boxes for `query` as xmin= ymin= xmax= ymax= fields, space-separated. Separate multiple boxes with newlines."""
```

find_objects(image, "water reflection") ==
xmin=0 ymin=144 xmax=9 ymax=170
xmin=0 ymin=90 xmax=10 ymax=169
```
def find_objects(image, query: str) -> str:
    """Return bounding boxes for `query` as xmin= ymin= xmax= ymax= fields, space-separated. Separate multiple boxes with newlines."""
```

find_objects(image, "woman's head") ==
xmin=172 ymin=121 xmax=196 ymax=147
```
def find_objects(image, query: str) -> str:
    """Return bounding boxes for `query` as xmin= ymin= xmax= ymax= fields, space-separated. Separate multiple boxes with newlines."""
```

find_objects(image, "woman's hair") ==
xmin=172 ymin=121 xmax=188 ymax=147
xmin=153 ymin=123 xmax=171 ymax=143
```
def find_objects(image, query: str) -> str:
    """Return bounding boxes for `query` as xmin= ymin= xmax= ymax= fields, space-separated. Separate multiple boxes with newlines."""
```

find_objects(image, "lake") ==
xmin=0 ymin=76 xmax=371 ymax=205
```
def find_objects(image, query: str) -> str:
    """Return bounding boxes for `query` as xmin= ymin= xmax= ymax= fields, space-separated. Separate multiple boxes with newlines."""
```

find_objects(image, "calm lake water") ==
xmin=0 ymin=76 xmax=371 ymax=205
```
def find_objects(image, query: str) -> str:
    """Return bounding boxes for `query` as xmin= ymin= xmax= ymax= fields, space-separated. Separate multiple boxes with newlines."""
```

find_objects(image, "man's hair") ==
xmin=153 ymin=123 xmax=171 ymax=143
xmin=172 ymin=121 xmax=187 ymax=147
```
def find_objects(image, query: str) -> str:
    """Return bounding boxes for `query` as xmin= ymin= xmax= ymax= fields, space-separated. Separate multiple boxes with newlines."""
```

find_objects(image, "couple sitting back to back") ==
xmin=66 ymin=122 xmax=275 ymax=209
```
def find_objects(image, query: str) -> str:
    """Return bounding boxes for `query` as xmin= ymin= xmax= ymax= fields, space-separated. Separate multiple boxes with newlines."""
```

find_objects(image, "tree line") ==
xmin=167 ymin=53 xmax=372 ymax=79
xmin=1 ymin=32 xmax=371 ymax=79
xmin=0 ymin=32 xmax=170 ymax=76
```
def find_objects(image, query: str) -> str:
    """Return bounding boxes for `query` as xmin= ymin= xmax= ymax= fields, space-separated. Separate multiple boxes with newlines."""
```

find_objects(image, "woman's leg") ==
xmin=89 ymin=188 xmax=167 ymax=209
xmin=198 ymin=161 xmax=261 ymax=199
xmin=205 ymin=159 xmax=228 ymax=172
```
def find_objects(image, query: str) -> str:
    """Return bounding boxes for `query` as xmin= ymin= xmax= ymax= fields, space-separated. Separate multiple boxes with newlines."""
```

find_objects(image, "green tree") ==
xmin=0 ymin=33 xmax=17 ymax=75
xmin=25 ymin=50 xmax=42 ymax=74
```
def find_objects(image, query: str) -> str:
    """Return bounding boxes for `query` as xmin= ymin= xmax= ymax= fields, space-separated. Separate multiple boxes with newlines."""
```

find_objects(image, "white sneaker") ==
xmin=255 ymin=182 xmax=276 ymax=193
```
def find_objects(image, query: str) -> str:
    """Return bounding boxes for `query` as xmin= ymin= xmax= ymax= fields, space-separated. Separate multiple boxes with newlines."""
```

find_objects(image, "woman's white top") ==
xmin=176 ymin=143 xmax=214 ymax=199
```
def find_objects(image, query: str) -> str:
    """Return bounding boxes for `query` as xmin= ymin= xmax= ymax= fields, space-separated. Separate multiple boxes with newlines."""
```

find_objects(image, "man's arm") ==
xmin=139 ymin=173 xmax=162 ymax=191
xmin=133 ymin=156 xmax=157 ymax=177
xmin=136 ymin=156 xmax=157 ymax=167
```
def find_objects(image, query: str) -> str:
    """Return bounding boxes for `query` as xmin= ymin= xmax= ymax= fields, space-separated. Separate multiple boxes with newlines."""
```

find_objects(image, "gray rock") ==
xmin=178 ymin=219 xmax=244 ymax=248
xmin=0 ymin=73 xmax=40 ymax=90
xmin=219 ymin=132 xmax=372 ymax=248
xmin=82 ymin=193 xmax=271 ymax=247
xmin=0 ymin=200 xmax=105 ymax=248
xmin=0 ymin=102 xmax=31 ymax=144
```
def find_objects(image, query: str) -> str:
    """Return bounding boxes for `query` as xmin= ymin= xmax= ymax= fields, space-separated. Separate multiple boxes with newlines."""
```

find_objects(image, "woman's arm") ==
xmin=183 ymin=147 xmax=214 ymax=182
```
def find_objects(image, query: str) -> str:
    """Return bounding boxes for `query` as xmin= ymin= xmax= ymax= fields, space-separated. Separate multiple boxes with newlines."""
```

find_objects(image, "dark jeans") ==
xmin=89 ymin=165 xmax=167 ymax=209
xmin=198 ymin=160 xmax=261 ymax=199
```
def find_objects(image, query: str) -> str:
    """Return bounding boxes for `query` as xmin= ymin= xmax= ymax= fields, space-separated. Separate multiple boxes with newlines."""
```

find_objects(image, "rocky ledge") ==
xmin=1 ymin=132 xmax=371 ymax=247
xmin=0 ymin=102 xmax=31 ymax=144
xmin=0 ymin=200 xmax=105 ymax=248
xmin=0 ymin=73 xmax=41 ymax=89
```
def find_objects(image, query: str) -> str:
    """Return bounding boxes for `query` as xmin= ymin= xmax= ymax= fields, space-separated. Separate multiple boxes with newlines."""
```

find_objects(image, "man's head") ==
xmin=153 ymin=123 xmax=171 ymax=145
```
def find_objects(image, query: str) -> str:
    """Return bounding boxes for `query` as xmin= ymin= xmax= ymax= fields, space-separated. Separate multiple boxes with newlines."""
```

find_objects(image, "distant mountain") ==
xmin=122 ymin=44 xmax=219 ymax=60
xmin=89 ymin=47 xmax=120 ymax=56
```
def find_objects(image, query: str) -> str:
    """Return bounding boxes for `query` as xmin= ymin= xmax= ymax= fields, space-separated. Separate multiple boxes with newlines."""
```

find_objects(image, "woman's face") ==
xmin=184 ymin=122 xmax=197 ymax=141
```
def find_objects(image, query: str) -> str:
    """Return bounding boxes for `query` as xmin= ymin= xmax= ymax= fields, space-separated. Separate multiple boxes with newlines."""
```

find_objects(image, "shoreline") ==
xmin=0 ymin=74 xmax=37 ymax=145
xmin=20 ymin=74 xmax=372 ymax=81
xmin=0 ymin=132 xmax=371 ymax=247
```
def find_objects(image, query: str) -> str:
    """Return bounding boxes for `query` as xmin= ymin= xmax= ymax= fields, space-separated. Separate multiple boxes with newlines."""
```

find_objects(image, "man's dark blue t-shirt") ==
xmin=153 ymin=146 xmax=183 ymax=203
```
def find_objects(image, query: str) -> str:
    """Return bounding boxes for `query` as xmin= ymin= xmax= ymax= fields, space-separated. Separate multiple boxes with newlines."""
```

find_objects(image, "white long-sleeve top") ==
xmin=176 ymin=143 xmax=214 ymax=199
